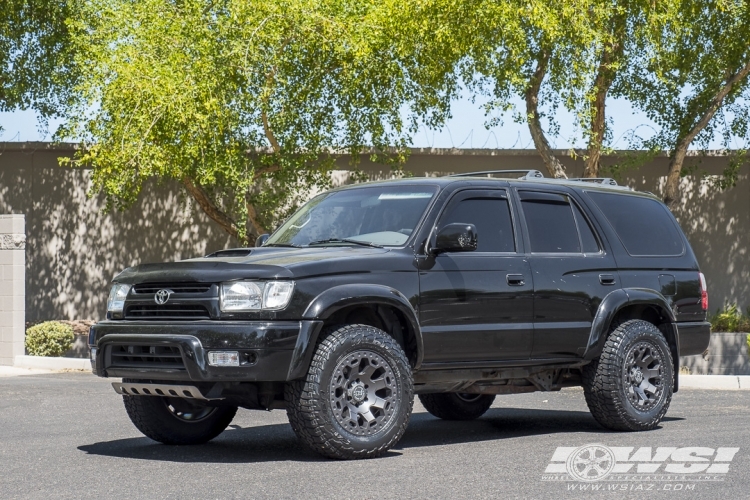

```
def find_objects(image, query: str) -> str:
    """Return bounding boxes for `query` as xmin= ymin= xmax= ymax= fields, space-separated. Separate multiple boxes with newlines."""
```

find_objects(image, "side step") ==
xmin=112 ymin=382 xmax=223 ymax=400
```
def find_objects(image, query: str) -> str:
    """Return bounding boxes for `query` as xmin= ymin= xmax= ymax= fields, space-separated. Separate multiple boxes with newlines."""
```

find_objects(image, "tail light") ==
xmin=699 ymin=272 xmax=708 ymax=311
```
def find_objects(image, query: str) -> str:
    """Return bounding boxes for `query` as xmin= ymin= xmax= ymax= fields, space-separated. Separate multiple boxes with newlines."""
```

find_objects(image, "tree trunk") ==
xmin=663 ymin=59 xmax=750 ymax=209
xmin=525 ymin=50 xmax=568 ymax=179
xmin=583 ymin=21 xmax=625 ymax=178
xmin=182 ymin=176 xmax=246 ymax=244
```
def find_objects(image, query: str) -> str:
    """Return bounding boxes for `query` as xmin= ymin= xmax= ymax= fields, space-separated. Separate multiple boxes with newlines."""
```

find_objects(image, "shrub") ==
xmin=25 ymin=321 xmax=75 ymax=357
xmin=709 ymin=304 xmax=750 ymax=333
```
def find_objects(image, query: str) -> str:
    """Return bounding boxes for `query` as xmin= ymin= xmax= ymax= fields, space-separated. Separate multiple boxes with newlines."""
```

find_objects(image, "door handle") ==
xmin=599 ymin=274 xmax=616 ymax=285
xmin=506 ymin=274 xmax=525 ymax=286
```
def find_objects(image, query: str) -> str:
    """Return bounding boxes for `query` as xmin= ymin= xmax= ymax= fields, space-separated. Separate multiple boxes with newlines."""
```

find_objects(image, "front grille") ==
xmin=132 ymin=282 xmax=212 ymax=294
xmin=108 ymin=344 xmax=185 ymax=369
xmin=125 ymin=304 xmax=210 ymax=319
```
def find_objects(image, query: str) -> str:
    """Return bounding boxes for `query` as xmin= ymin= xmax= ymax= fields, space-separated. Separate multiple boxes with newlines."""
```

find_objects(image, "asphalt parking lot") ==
xmin=1 ymin=372 xmax=749 ymax=499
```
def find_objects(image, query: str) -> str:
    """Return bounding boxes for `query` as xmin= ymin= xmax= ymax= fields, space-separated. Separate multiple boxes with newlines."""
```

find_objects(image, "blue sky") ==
xmin=0 ymin=93 xmax=723 ymax=150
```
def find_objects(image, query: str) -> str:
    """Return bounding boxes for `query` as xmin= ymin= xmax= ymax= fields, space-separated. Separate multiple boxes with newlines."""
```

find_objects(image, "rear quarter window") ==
xmin=587 ymin=191 xmax=685 ymax=256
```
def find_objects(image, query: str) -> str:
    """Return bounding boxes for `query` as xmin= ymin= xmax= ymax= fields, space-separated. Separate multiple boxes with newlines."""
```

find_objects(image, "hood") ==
xmin=113 ymin=247 xmax=391 ymax=284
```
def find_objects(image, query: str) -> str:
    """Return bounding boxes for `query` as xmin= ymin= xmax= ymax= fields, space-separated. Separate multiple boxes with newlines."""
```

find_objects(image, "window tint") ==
xmin=521 ymin=193 xmax=580 ymax=253
xmin=572 ymin=203 xmax=600 ymax=253
xmin=440 ymin=196 xmax=515 ymax=252
xmin=588 ymin=192 xmax=684 ymax=256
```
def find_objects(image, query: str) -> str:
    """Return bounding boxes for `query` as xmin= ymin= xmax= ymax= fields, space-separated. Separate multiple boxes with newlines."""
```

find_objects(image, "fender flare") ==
xmin=583 ymin=288 xmax=676 ymax=362
xmin=286 ymin=284 xmax=423 ymax=380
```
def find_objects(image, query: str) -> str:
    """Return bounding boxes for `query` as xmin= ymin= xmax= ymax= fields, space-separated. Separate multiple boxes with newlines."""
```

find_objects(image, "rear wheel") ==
xmin=285 ymin=324 xmax=413 ymax=459
xmin=582 ymin=319 xmax=674 ymax=431
xmin=419 ymin=393 xmax=496 ymax=421
xmin=122 ymin=381 xmax=237 ymax=445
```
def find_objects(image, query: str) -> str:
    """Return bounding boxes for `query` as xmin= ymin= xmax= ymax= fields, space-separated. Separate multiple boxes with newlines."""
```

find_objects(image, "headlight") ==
xmin=220 ymin=281 xmax=294 ymax=312
xmin=107 ymin=284 xmax=131 ymax=313
xmin=263 ymin=281 xmax=295 ymax=310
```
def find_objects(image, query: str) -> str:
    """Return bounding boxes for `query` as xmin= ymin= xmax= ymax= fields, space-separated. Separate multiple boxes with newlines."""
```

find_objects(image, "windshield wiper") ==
xmin=264 ymin=243 xmax=300 ymax=248
xmin=307 ymin=238 xmax=383 ymax=248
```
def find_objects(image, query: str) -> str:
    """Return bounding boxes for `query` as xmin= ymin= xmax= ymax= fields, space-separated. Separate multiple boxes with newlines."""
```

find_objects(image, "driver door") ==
xmin=418 ymin=189 xmax=534 ymax=364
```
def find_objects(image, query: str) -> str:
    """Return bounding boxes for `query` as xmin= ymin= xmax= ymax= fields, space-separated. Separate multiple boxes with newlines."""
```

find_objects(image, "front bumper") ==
xmin=89 ymin=320 xmax=322 ymax=382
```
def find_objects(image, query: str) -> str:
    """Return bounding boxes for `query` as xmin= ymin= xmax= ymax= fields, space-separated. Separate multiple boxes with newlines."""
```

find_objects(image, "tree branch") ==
xmin=664 ymin=58 xmax=750 ymax=208
xmin=525 ymin=50 xmax=568 ymax=179
xmin=182 ymin=176 xmax=243 ymax=242
xmin=261 ymin=109 xmax=281 ymax=154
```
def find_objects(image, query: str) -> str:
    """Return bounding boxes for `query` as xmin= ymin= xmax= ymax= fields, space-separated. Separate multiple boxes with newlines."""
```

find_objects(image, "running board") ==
xmin=112 ymin=382 xmax=223 ymax=400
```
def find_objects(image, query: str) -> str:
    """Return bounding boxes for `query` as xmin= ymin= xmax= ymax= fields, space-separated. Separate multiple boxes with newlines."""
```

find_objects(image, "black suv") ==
xmin=89 ymin=170 xmax=710 ymax=459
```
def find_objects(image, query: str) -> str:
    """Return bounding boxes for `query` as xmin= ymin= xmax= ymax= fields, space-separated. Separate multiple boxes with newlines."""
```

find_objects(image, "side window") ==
xmin=520 ymin=191 xmax=580 ymax=253
xmin=439 ymin=194 xmax=515 ymax=252
xmin=587 ymin=191 xmax=684 ymax=256
xmin=572 ymin=202 xmax=600 ymax=253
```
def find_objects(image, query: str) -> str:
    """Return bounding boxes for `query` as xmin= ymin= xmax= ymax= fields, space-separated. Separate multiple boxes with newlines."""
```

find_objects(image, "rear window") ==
xmin=587 ymin=192 xmax=684 ymax=256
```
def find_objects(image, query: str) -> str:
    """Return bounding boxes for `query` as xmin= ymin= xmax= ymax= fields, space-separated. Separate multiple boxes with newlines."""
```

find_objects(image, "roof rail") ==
xmin=449 ymin=169 xmax=544 ymax=180
xmin=567 ymin=177 xmax=619 ymax=186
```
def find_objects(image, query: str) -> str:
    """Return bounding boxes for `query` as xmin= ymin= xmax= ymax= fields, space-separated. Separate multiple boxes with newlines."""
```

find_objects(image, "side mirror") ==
xmin=255 ymin=234 xmax=270 ymax=247
xmin=432 ymin=223 xmax=477 ymax=254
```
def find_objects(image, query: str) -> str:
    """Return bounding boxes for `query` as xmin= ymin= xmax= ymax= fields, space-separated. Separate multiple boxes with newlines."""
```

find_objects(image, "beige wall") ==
xmin=0 ymin=143 xmax=747 ymax=321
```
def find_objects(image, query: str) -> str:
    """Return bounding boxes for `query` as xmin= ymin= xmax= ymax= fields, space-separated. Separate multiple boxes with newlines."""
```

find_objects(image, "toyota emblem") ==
xmin=154 ymin=289 xmax=173 ymax=305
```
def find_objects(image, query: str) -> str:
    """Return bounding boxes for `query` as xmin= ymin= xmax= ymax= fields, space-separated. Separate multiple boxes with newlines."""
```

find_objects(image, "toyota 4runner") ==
xmin=89 ymin=169 xmax=711 ymax=459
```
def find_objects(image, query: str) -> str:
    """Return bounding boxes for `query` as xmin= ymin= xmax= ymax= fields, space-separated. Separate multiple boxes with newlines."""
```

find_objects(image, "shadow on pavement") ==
xmin=77 ymin=407 xmax=685 ymax=464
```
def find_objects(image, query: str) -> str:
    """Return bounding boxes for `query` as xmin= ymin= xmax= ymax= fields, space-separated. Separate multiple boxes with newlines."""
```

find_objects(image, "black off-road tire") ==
xmin=582 ymin=319 xmax=674 ymax=431
xmin=122 ymin=386 xmax=237 ymax=445
xmin=419 ymin=393 xmax=496 ymax=421
xmin=285 ymin=324 xmax=414 ymax=459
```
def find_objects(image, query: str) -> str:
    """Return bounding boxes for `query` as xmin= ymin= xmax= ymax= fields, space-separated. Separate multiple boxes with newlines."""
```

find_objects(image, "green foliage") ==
xmin=25 ymin=321 xmax=75 ymax=357
xmin=52 ymin=0 xmax=750 ymax=226
xmin=709 ymin=304 xmax=750 ymax=333
xmin=615 ymin=0 xmax=750 ymax=198
xmin=60 ymin=0 xmax=455 ymax=244
xmin=0 ymin=0 xmax=79 ymax=131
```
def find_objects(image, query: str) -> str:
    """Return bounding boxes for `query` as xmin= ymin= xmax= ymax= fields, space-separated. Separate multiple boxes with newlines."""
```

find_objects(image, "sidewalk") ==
xmin=0 ymin=366 xmax=53 ymax=377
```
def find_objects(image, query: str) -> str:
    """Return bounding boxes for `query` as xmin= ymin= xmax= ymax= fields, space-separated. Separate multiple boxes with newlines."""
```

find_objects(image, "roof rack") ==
xmin=449 ymin=169 xmax=545 ymax=180
xmin=567 ymin=178 xmax=619 ymax=186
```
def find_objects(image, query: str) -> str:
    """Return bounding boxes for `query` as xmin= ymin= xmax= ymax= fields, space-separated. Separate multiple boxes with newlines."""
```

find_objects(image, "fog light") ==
xmin=208 ymin=351 xmax=240 ymax=367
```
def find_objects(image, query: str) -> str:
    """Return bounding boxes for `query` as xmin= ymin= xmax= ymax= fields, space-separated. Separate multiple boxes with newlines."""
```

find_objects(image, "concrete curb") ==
xmin=14 ymin=355 xmax=90 ymax=371
xmin=680 ymin=374 xmax=750 ymax=390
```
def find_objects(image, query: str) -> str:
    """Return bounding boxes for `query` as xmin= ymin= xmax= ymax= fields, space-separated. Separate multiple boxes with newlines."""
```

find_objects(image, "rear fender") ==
xmin=583 ymin=288 xmax=679 ymax=391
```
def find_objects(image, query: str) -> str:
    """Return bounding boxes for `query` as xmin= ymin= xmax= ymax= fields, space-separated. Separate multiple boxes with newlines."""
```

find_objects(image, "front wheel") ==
xmin=419 ymin=393 xmax=495 ymax=420
xmin=285 ymin=324 xmax=414 ymax=459
xmin=122 ymin=384 xmax=237 ymax=445
xmin=582 ymin=319 xmax=674 ymax=431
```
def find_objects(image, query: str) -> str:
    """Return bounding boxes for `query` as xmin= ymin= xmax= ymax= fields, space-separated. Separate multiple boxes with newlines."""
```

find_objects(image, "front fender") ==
xmin=583 ymin=288 xmax=676 ymax=361
xmin=286 ymin=284 xmax=423 ymax=379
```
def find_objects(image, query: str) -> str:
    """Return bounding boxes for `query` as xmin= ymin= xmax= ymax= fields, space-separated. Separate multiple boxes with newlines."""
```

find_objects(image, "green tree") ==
xmin=616 ymin=0 xmax=750 ymax=208
xmin=1 ymin=0 xmax=78 ymax=132
xmin=470 ymin=0 xmax=663 ymax=179
xmin=61 ymin=0 xmax=453 ymax=245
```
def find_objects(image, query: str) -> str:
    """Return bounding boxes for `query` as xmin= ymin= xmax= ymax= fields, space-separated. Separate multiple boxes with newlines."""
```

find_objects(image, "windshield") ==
xmin=265 ymin=185 xmax=438 ymax=247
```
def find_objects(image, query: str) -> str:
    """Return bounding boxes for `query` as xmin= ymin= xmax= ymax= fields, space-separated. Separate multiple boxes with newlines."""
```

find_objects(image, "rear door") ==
xmin=515 ymin=189 xmax=620 ymax=359
xmin=418 ymin=188 xmax=534 ymax=363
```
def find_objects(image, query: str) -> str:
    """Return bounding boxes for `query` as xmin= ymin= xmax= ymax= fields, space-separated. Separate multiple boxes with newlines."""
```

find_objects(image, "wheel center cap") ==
xmin=633 ymin=368 xmax=644 ymax=384
xmin=349 ymin=383 xmax=367 ymax=404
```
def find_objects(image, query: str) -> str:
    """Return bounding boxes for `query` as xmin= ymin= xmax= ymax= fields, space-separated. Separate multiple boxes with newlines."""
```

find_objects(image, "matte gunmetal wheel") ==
xmin=583 ymin=320 xmax=673 ymax=431
xmin=285 ymin=324 xmax=413 ymax=459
